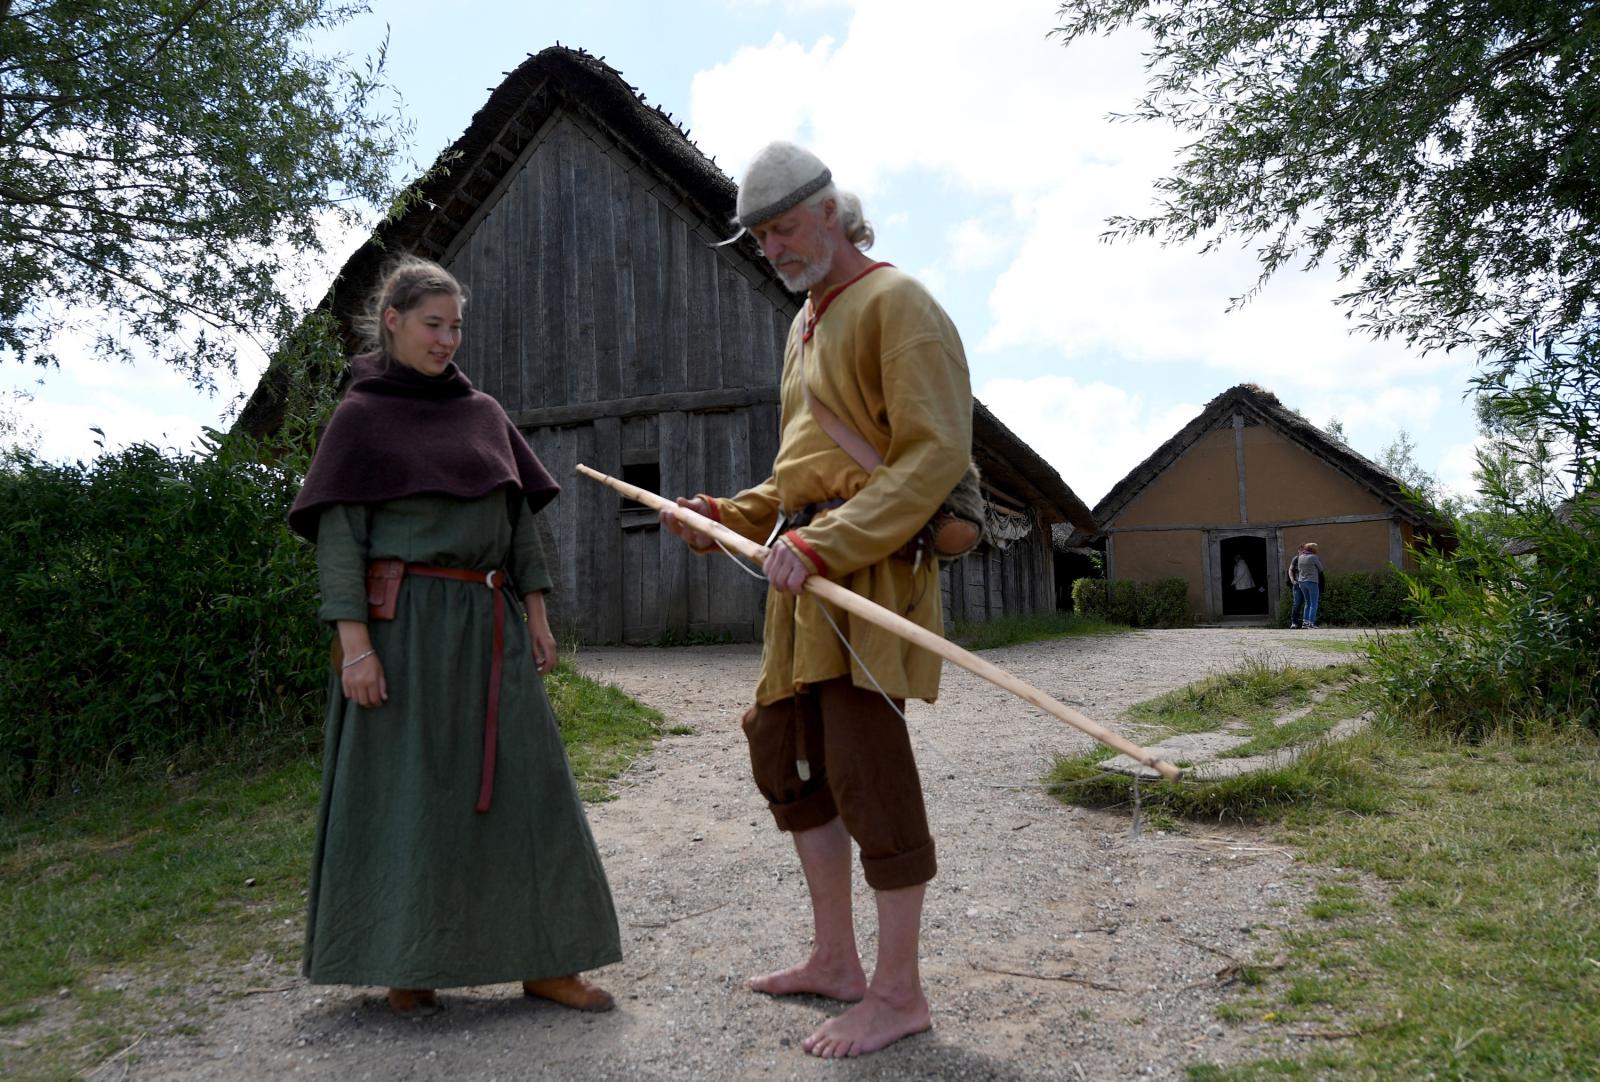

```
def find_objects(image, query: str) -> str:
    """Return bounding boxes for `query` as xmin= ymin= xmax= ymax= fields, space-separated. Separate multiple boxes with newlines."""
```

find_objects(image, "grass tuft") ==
xmin=1046 ymin=738 xmax=1387 ymax=824
xmin=544 ymin=660 xmax=668 ymax=801
xmin=1127 ymin=652 xmax=1359 ymax=736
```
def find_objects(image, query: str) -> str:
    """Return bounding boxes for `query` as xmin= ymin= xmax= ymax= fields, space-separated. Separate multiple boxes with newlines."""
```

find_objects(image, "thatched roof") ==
xmin=1502 ymin=488 xmax=1598 ymax=555
xmin=1093 ymin=383 xmax=1452 ymax=537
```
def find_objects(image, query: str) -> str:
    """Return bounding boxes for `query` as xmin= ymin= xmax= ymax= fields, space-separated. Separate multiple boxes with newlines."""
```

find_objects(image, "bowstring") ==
xmin=703 ymin=539 xmax=1150 ymax=831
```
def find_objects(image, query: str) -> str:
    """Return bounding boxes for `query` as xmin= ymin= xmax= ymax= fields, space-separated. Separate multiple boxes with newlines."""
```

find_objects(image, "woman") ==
xmin=289 ymin=256 xmax=620 ymax=1016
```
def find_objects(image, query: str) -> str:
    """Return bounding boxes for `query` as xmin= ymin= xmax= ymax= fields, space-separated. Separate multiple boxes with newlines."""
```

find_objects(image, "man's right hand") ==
xmin=661 ymin=496 xmax=716 ymax=551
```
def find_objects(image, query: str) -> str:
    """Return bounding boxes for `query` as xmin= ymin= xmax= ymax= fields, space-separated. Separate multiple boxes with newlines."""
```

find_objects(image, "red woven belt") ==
xmin=406 ymin=564 xmax=509 ymax=814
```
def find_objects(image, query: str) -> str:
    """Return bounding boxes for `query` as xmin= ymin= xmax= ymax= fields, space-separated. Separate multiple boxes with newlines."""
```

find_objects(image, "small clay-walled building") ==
xmin=1091 ymin=384 xmax=1449 ymax=623
xmin=240 ymin=46 xmax=1093 ymax=643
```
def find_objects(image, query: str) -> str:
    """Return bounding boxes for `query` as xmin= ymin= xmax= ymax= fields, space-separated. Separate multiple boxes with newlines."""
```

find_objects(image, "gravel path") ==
xmin=123 ymin=627 xmax=1372 ymax=1081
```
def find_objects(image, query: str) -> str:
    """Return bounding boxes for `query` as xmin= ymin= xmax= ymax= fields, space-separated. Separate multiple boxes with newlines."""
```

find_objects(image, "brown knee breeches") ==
xmin=742 ymin=677 xmax=936 ymax=891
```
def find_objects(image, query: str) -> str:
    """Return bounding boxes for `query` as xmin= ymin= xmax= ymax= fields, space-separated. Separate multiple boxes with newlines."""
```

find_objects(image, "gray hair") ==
xmin=353 ymin=255 xmax=469 ymax=353
xmin=806 ymin=184 xmax=874 ymax=251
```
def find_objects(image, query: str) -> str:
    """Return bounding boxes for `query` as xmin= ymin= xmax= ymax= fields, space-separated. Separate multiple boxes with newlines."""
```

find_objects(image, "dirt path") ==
xmin=123 ymin=628 xmax=1371 ymax=1081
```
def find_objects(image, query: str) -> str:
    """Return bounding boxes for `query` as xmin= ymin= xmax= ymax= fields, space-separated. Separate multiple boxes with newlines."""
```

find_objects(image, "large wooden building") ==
xmin=240 ymin=46 xmax=1093 ymax=642
xmin=1091 ymin=384 xmax=1449 ymax=623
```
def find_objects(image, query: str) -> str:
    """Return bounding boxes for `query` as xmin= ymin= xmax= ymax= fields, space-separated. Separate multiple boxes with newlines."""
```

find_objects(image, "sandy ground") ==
xmin=112 ymin=627 xmax=1373 ymax=1081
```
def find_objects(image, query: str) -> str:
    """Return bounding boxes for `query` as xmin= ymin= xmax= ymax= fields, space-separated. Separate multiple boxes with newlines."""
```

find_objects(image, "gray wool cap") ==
xmin=736 ymin=141 xmax=832 ymax=228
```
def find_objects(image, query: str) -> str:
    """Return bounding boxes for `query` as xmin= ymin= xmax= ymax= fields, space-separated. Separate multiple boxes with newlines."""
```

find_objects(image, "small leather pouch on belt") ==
xmin=365 ymin=558 xmax=406 ymax=620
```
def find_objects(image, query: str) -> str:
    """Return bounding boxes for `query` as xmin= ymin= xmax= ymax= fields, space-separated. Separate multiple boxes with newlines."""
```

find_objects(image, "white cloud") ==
xmin=1313 ymin=385 xmax=1449 ymax=437
xmin=19 ymin=391 xmax=212 ymax=465
xmin=690 ymin=0 xmax=1159 ymax=197
xmin=983 ymin=185 xmax=1466 ymax=392
xmin=689 ymin=33 xmax=837 ymax=179
xmin=977 ymin=375 xmax=1199 ymax=504
xmin=1437 ymin=438 xmax=1486 ymax=500
xmin=947 ymin=218 xmax=1008 ymax=271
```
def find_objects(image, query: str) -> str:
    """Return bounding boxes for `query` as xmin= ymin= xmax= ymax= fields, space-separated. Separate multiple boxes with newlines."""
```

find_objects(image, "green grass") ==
xmin=1126 ymin=653 xmax=1359 ymax=736
xmin=1047 ymin=657 xmax=1378 ymax=821
xmin=1046 ymin=654 xmax=1600 ymax=1080
xmin=1218 ymin=683 xmax=1373 ymax=759
xmin=1283 ymin=637 xmax=1371 ymax=656
xmin=1046 ymin=736 xmax=1388 ymax=823
xmin=949 ymin=610 xmax=1126 ymax=651
xmin=545 ymin=660 xmax=667 ymax=800
xmin=0 ymin=660 xmax=667 ymax=1079
xmin=1184 ymin=724 xmax=1600 ymax=1080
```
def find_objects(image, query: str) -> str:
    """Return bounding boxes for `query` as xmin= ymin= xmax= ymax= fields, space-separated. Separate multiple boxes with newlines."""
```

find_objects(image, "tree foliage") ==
xmin=1052 ymin=0 xmax=1600 ymax=474
xmin=0 ymin=0 xmax=407 ymax=386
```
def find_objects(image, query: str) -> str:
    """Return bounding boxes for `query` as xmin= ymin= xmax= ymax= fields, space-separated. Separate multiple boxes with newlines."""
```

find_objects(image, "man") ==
xmin=1294 ymin=542 xmax=1326 ymax=629
xmin=1287 ymin=544 xmax=1308 ymax=628
xmin=662 ymin=141 xmax=972 ymax=1058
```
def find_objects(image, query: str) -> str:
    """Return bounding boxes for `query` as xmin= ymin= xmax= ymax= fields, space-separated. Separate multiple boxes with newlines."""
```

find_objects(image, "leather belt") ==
xmin=781 ymin=497 xmax=847 ymax=530
xmin=405 ymin=564 xmax=510 ymax=814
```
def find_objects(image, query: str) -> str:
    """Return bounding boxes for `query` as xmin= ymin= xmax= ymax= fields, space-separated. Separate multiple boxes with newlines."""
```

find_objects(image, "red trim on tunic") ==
xmin=782 ymin=530 xmax=829 ymax=578
xmin=802 ymin=262 xmax=894 ymax=342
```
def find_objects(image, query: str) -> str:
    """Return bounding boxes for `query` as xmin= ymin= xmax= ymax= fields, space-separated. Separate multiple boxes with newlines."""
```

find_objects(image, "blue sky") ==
xmin=6 ymin=0 xmax=1485 ymax=504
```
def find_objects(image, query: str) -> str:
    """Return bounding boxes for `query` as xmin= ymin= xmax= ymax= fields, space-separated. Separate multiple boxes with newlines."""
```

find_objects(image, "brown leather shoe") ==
xmin=522 ymin=975 xmax=615 ymax=1012
xmin=387 ymin=988 xmax=440 ymax=1016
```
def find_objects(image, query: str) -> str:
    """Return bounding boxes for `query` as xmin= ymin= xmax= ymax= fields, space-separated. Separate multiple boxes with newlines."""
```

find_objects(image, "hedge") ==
xmin=1277 ymin=568 xmax=1413 ymax=627
xmin=1071 ymin=576 xmax=1191 ymax=628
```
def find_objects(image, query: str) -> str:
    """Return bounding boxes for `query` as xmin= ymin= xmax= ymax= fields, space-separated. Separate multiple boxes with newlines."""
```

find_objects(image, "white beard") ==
xmin=774 ymin=228 xmax=836 ymax=292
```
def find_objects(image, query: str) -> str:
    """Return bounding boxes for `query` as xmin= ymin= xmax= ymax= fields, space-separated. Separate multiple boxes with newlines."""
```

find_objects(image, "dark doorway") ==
xmin=1053 ymin=548 xmax=1102 ymax=611
xmin=1219 ymin=535 xmax=1269 ymax=616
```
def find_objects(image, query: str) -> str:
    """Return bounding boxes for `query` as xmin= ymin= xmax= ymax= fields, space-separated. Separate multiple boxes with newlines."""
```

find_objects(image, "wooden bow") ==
xmin=577 ymin=464 xmax=1183 ymax=782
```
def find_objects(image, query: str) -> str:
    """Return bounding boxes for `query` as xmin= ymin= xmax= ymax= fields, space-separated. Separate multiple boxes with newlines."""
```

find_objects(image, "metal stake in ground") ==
xmin=577 ymin=463 xmax=1183 ymax=782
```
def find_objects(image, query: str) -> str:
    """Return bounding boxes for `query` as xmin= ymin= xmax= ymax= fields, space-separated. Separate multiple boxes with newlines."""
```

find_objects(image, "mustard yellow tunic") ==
xmin=711 ymin=265 xmax=973 ymax=706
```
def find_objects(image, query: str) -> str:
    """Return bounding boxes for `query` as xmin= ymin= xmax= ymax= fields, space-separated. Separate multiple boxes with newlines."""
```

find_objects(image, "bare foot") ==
xmin=748 ymin=955 xmax=867 ymax=1001
xmin=802 ymin=988 xmax=931 ymax=1058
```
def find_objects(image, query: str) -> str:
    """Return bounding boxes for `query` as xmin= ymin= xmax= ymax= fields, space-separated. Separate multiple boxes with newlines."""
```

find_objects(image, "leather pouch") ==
xmin=365 ymin=558 xmax=406 ymax=620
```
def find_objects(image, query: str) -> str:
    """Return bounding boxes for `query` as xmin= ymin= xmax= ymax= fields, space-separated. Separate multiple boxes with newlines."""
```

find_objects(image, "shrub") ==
xmin=0 ymin=439 xmax=319 ymax=800
xmin=1367 ymin=507 xmax=1600 ymax=738
xmin=1071 ymin=576 xmax=1109 ymax=619
xmin=1108 ymin=579 xmax=1139 ymax=625
xmin=0 ymin=336 xmax=342 ymax=803
xmin=1277 ymin=568 xmax=1413 ymax=627
xmin=1073 ymin=576 xmax=1191 ymax=628
xmin=1136 ymin=576 xmax=1190 ymax=628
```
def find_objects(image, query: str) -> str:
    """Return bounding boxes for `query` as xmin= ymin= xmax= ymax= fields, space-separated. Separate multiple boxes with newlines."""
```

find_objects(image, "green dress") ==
xmin=303 ymin=492 xmax=621 ymax=988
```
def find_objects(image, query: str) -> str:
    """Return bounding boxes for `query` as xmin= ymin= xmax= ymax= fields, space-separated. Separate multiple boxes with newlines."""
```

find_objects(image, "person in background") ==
xmin=1287 ymin=544 xmax=1308 ymax=628
xmin=1292 ymin=542 xmax=1327 ymax=629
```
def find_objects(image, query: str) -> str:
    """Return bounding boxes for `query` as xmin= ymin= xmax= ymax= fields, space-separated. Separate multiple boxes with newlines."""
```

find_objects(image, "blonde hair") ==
xmin=1304 ymin=542 xmax=1319 ymax=553
xmin=806 ymin=184 xmax=875 ymax=251
xmin=353 ymin=255 xmax=468 ymax=353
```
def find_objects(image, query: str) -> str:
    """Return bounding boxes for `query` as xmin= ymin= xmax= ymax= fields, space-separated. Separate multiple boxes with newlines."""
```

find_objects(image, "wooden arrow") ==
xmin=577 ymin=463 xmax=1182 ymax=781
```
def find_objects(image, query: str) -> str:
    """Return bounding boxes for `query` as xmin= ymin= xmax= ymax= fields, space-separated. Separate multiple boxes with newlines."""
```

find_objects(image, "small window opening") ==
xmin=620 ymin=461 xmax=661 ymax=529
xmin=620 ymin=461 xmax=660 ymax=510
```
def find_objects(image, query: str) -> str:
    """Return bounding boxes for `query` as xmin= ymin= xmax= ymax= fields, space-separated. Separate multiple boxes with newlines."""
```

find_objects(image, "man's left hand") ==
xmin=764 ymin=538 xmax=812 ymax=594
